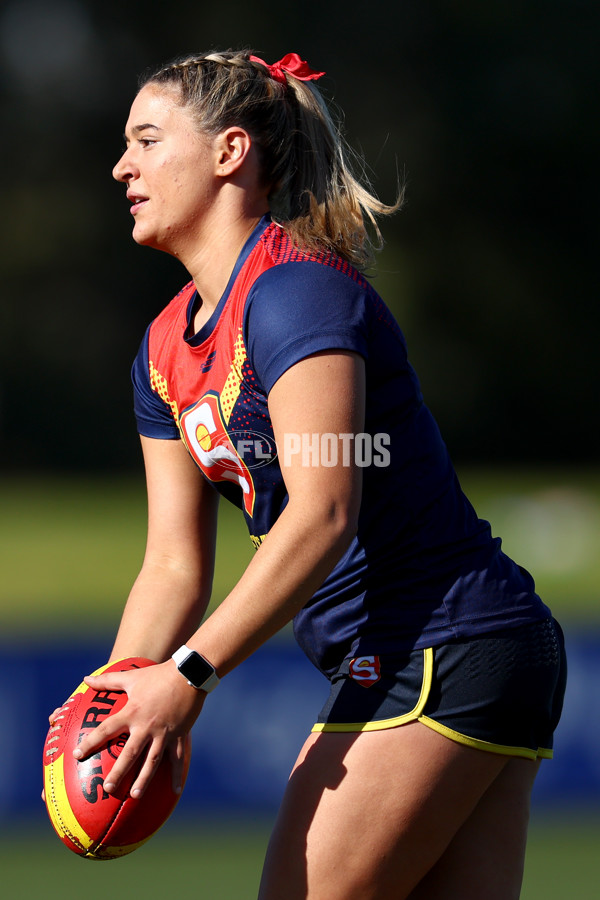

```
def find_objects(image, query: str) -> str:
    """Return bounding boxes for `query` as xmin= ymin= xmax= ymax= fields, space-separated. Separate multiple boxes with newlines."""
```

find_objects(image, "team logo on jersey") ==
xmin=180 ymin=392 xmax=256 ymax=516
xmin=348 ymin=656 xmax=381 ymax=687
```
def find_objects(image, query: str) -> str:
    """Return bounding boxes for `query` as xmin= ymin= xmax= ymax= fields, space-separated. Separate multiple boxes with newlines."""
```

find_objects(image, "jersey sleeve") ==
xmin=244 ymin=261 xmax=371 ymax=394
xmin=131 ymin=325 xmax=180 ymax=439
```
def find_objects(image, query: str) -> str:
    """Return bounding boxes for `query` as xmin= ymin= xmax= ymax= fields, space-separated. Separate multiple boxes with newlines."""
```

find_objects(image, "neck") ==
xmin=189 ymin=215 xmax=264 ymax=310
xmin=173 ymin=189 xmax=269 ymax=311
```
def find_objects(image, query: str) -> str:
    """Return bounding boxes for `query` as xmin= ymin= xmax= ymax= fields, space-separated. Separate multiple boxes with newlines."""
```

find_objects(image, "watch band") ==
xmin=172 ymin=645 xmax=220 ymax=693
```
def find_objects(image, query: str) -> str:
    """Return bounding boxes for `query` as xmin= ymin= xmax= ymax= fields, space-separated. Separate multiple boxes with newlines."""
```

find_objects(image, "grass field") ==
xmin=1 ymin=816 xmax=599 ymax=899
xmin=1 ymin=467 xmax=599 ymax=633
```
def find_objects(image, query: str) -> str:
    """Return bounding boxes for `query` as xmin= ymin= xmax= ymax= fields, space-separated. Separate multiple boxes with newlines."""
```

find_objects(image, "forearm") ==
xmin=185 ymin=495 xmax=356 ymax=676
xmin=108 ymin=436 xmax=219 ymax=664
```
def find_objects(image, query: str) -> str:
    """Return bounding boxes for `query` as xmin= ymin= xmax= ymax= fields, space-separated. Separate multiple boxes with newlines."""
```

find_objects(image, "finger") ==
xmin=73 ymin=711 xmax=129 ymax=762
xmin=48 ymin=696 xmax=77 ymax=726
xmin=128 ymin=737 xmax=166 ymax=799
xmin=99 ymin=733 xmax=148 ymax=795
xmin=168 ymin=737 xmax=186 ymax=795
xmin=48 ymin=707 xmax=63 ymax=726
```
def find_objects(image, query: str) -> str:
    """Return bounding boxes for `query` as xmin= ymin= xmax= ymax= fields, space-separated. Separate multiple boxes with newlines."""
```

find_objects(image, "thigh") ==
xmin=258 ymin=722 xmax=512 ymax=900
xmin=407 ymin=757 xmax=541 ymax=900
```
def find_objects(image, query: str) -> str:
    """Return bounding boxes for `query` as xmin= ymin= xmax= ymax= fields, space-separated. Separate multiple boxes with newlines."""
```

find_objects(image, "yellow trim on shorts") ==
xmin=311 ymin=648 xmax=434 ymax=733
xmin=311 ymin=646 xmax=554 ymax=758
xmin=418 ymin=715 xmax=554 ymax=761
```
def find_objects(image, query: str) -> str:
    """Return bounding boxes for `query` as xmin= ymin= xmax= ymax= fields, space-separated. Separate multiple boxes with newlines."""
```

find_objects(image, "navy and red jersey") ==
xmin=132 ymin=216 xmax=551 ymax=677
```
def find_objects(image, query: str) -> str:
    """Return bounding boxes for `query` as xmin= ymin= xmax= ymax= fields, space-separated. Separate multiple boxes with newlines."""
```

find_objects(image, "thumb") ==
xmin=83 ymin=672 xmax=129 ymax=693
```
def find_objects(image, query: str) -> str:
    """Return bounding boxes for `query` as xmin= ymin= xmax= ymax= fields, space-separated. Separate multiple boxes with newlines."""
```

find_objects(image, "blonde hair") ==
xmin=141 ymin=49 xmax=403 ymax=269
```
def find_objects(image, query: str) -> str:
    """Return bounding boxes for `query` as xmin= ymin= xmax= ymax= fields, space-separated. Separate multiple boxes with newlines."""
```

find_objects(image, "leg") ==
xmin=407 ymin=757 xmax=541 ymax=900
xmin=258 ymin=722 xmax=517 ymax=900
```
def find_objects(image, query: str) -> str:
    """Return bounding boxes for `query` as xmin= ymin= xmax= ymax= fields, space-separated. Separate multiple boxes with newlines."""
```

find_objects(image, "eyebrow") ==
xmin=123 ymin=123 xmax=163 ymax=143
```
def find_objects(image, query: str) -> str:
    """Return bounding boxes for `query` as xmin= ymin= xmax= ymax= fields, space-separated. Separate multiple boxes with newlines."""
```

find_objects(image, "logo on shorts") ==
xmin=349 ymin=656 xmax=381 ymax=688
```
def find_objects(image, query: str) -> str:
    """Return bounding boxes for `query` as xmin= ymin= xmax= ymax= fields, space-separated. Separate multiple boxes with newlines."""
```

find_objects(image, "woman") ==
xmin=67 ymin=51 xmax=566 ymax=898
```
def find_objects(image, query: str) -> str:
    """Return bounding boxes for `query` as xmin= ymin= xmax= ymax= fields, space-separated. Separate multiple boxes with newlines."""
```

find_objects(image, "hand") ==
xmin=72 ymin=660 xmax=205 ymax=799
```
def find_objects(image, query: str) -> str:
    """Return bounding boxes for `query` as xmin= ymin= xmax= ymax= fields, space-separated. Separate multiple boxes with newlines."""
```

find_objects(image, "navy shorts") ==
xmin=312 ymin=618 xmax=567 ymax=760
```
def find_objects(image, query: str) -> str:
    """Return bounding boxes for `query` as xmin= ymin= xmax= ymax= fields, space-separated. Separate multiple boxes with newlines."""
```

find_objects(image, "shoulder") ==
xmin=260 ymin=222 xmax=367 ymax=284
xmin=246 ymin=246 xmax=375 ymax=332
xmin=243 ymin=244 xmax=379 ymax=394
xmin=257 ymin=223 xmax=371 ymax=291
xmin=131 ymin=325 xmax=180 ymax=439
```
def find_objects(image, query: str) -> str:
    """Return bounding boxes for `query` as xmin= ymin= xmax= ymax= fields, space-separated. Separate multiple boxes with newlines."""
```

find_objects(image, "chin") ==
xmin=131 ymin=221 xmax=177 ymax=255
xmin=132 ymin=227 xmax=157 ymax=249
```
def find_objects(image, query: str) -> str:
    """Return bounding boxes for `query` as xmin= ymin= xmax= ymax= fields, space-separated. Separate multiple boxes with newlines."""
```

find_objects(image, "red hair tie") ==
xmin=250 ymin=52 xmax=325 ymax=85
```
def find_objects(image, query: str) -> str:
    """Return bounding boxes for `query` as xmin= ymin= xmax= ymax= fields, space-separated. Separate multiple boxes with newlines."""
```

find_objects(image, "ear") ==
xmin=214 ymin=127 xmax=253 ymax=177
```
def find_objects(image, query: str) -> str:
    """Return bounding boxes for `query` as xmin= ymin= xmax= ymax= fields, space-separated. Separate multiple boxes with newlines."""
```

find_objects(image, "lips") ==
xmin=127 ymin=192 xmax=148 ymax=214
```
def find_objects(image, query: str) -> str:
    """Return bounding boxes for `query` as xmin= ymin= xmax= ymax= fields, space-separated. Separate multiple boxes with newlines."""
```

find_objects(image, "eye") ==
xmin=138 ymin=138 xmax=157 ymax=148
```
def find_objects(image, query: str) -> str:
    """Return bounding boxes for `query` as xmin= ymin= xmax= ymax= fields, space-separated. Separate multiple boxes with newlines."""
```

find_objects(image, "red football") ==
xmin=43 ymin=657 xmax=191 ymax=860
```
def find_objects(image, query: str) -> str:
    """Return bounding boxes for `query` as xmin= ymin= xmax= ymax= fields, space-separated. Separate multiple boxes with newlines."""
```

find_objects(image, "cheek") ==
xmin=163 ymin=163 xmax=197 ymax=202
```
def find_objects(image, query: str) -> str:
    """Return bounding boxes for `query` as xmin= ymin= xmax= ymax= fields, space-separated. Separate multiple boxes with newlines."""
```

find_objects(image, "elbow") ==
xmin=284 ymin=483 xmax=361 ymax=559
xmin=322 ymin=498 xmax=360 ymax=554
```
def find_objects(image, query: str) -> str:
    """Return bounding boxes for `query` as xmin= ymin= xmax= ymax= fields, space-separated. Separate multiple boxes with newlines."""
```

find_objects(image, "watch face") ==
xmin=179 ymin=652 xmax=214 ymax=688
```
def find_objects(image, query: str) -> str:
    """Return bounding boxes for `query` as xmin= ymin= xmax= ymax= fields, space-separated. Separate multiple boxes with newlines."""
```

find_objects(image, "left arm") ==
xmin=186 ymin=349 xmax=365 ymax=674
xmin=75 ymin=350 xmax=365 ymax=796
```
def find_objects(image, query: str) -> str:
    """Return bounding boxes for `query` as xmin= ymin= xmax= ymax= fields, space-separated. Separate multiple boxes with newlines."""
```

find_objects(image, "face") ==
xmin=113 ymin=84 xmax=218 ymax=256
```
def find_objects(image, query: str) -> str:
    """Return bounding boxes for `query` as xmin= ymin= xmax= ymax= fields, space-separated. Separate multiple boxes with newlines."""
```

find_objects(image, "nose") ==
xmin=112 ymin=147 xmax=137 ymax=183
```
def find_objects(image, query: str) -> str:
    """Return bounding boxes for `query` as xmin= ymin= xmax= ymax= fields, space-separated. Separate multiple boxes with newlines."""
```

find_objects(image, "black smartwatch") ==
xmin=172 ymin=645 xmax=220 ymax=692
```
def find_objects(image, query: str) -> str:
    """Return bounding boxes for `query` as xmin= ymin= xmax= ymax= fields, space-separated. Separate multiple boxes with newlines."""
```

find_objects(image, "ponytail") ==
xmin=142 ymin=50 xmax=403 ymax=270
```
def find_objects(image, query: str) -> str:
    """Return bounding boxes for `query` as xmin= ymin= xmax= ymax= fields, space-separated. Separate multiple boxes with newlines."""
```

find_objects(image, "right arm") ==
xmin=44 ymin=435 xmax=215 ymax=800
xmin=109 ymin=434 xmax=220 ymax=664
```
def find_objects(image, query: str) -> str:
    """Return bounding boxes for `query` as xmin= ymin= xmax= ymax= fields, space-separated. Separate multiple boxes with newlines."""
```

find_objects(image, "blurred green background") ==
xmin=1 ymin=0 xmax=598 ymax=472
xmin=1 ymin=467 xmax=599 ymax=636
xmin=1 ymin=0 xmax=598 ymax=896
